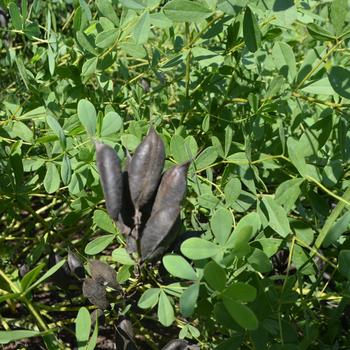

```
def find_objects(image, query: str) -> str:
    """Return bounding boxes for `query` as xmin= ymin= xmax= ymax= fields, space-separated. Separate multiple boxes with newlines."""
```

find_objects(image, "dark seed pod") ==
xmin=89 ymin=260 xmax=119 ymax=290
xmin=161 ymin=339 xmax=200 ymax=350
xmin=140 ymin=206 xmax=180 ymax=261
xmin=115 ymin=318 xmax=137 ymax=350
xmin=128 ymin=128 xmax=165 ymax=211
xmin=48 ymin=252 xmax=72 ymax=289
xmin=19 ymin=264 xmax=30 ymax=278
xmin=152 ymin=161 xmax=190 ymax=215
xmin=118 ymin=171 xmax=135 ymax=233
xmin=91 ymin=309 xmax=105 ymax=326
xmin=95 ymin=142 xmax=123 ymax=221
xmin=82 ymin=278 xmax=109 ymax=309
xmin=67 ymin=249 xmax=85 ymax=279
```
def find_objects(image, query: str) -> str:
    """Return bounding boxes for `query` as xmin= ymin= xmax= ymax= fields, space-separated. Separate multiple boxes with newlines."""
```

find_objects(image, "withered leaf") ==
xmin=89 ymin=260 xmax=119 ymax=289
xmin=82 ymin=278 xmax=109 ymax=309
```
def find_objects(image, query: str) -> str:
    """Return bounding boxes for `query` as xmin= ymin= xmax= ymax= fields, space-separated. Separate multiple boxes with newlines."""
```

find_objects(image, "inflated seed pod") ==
xmin=82 ymin=278 xmax=109 ymax=309
xmin=115 ymin=318 xmax=137 ymax=350
xmin=152 ymin=161 xmax=190 ymax=215
xmin=118 ymin=171 xmax=135 ymax=234
xmin=91 ymin=309 xmax=105 ymax=326
xmin=161 ymin=340 xmax=200 ymax=350
xmin=67 ymin=249 xmax=85 ymax=279
xmin=95 ymin=142 xmax=123 ymax=221
xmin=48 ymin=252 xmax=72 ymax=289
xmin=140 ymin=206 xmax=180 ymax=261
xmin=89 ymin=260 xmax=119 ymax=290
xmin=128 ymin=128 xmax=165 ymax=212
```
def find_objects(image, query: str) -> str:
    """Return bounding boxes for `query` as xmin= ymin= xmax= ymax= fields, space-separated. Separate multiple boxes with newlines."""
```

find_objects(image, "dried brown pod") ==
xmin=140 ymin=206 xmax=180 ymax=261
xmin=67 ymin=249 xmax=85 ymax=279
xmin=82 ymin=278 xmax=109 ymax=309
xmin=128 ymin=128 xmax=165 ymax=214
xmin=115 ymin=318 xmax=137 ymax=350
xmin=152 ymin=161 xmax=190 ymax=215
xmin=95 ymin=142 xmax=123 ymax=221
xmin=89 ymin=260 xmax=119 ymax=290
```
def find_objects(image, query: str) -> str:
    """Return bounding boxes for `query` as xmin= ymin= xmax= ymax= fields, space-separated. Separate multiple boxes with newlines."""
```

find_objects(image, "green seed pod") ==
xmin=128 ymin=128 xmax=165 ymax=211
xmin=152 ymin=161 xmax=190 ymax=215
xmin=89 ymin=260 xmax=119 ymax=290
xmin=140 ymin=206 xmax=180 ymax=261
xmin=82 ymin=278 xmax=109 ymax=309
xmin=95 ymin=142 xmax=123 ymax=221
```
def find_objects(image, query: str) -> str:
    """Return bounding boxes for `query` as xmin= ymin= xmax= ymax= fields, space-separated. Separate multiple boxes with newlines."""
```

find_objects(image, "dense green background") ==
xmin=1 ymin=0 xmax=350 ymax=349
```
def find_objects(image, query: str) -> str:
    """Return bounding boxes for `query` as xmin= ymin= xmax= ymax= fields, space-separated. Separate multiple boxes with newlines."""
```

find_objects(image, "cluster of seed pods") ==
xmin=95 ymin=128 xmax=190 ymax=262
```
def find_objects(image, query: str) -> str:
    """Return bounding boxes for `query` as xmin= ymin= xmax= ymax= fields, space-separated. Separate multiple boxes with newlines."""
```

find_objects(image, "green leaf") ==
xmin=180 ymin=283 xmax=199 ymax=317
xmin=224 ymin=178 xmax=242 ymax=205
xmin=339 ymin=250 xmax=350 ymax=280
xmin=262 ymin=197 xmax=291 ymax=237
xmin=181 ymin=238 xmax=221 ymax=260
xmin=171 ymin=135 xmax=189 ymax=163
xmin=9 ymin=2 xmax=23 ymax=30
xmin=75 ymin=307 xmax=91 ymax=350
xmin=112 ymin=248 xmax=135 ymax=265
xmin=275 ymin=178 xmax=304 ymax=212
xmin=96 ymin=0 xmax=119 ymax=25
xmin=195 ymin=146 xmax=218 ymax=170
xmin=93 ymin=209 xmax=117 ymax=233
xmin=101 ymin=111 xmax=122 ymax=136
xmin=243 ymin=6 xmax=261 ymax=53
xmin=86 ymin=316 xmax=98 ymax=350
xmin=119 ymin=0 xmax=146 ymax=10
xmin=20 ymin=263 xmax=45 ymax=292
xmin=81 ymin=57 xmax=98 ymax=78
xmin=77 ymin=99 xmax=97 ymax=136
xmin=61 ymin=155 xmax=72 ymax=185
xmin=28 ymin=259 xmax=67 ymax=292
xmin=163 ymin=0 xmax=211 ymax=22
xmin=134 ymin=11 xmax=150 ymax=44
xmin=323 ymin=212 xmax=350 ymax=248
xmin=76 ymin=31 xmax=98 ymax=55
xmin=223 ymin=282 xmax=256 ymax=303
xmin=204 ymin=260 xmax=226 ymax=291
xmin=11 ymin=121 xmax=33 ymax=142
xmin=301 ymin=77 xmax=336 ymax=95
xmin=138 ymin=288 xmax=160 ymax=309
xmin=330 ymin=0 xmax=347 ymax=35
xmin=158 ymin=290 xmax=175 ymax=327
xmin=163 ymin=255 xmax=197 ymax=280
xmin=44 ymin=163 xmax=60 ymax=194
xmin=95 ymin=28 xmax=118 ymax=48
xmin=47 ymin=115 xmax=66 ymax=149
xmin=272 ymin=41 xmax=296 ymax=82
xmin=85 ymin=234 xmax=115 ymax=255
xmin=0 ymin=330 xmax=40 ymax=344
xmin=223 ymin=298 xmax=258 ymax=330
xmin=226 ymin=225 xmax=252 ymax=257
xmin=328 ymin=66 xmax=350 ymax=99
xmin=307 ymin=23 xmax=335 ymax=41
xmin=247 ymin=248 xmax=272 ymax=273
xmin=211 ymin=208 xmax=232 ymax=245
